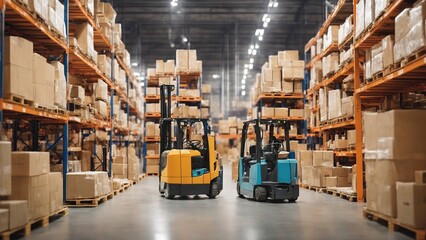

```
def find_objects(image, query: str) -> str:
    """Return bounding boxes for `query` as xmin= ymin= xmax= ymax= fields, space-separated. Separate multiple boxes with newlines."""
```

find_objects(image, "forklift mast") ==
xmin=159 ymin=84 xmax=175 ymax=155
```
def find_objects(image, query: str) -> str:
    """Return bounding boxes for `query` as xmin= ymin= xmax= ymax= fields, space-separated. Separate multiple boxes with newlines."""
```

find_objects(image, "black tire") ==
xmin=236 ymin=181 xmax=244 ymax=198
xmin=254 ymin=186 xmax=267 ymax=202
xmin=164 ymin=184 xmax=175 ymax=199
xmin=159 ymin=182 xmax=165 ymax=194
xmin=208 ymin=182 xmax=219 ymax=199
xmin=288 ymin=198 xmax=298 ymax=203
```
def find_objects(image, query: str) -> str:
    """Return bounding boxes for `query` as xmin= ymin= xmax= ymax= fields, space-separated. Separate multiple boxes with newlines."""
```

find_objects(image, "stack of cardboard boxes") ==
xmin=66 ymin=171 xmax=111 ymax=200
xmin=112 ymin=147 xmax=140 ymax=182
xmin=364 ymin=110 xmax=426 ymax=225
xmin=218 ymin=117 xmax=244 ymax=135
xmin=252 ymin=50 xmax=304 ymax=100
xmin=299 ymin=150 xmax=353 ymax=188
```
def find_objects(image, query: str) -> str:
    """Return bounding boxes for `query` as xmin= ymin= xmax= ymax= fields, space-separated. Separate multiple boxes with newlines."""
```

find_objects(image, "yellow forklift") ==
xmin=158 ymin=85 xmax=223 ymax=199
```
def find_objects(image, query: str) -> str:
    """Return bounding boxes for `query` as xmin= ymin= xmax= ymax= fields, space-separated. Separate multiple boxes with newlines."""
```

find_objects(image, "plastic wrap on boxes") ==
xmin=371 ymin=41 xmax=383 ymax=75
xmin=69 ymin=85 xmax=85 ymax=103
xmin=0 ymin=142 xmax=12 ymax=196
xmin=395 ymin=8 xmax=410 ymax=44
xmin=364 ymin=49 xmax=372 ymax=80
xmin=323 ymin=25 xmax=339 ymax=50
xmin=365 ymin=0 xmax=375 ymax=28
xmin=278 ymin=50 xmax=299 ymax=66
xmin=355 ymin=0 xmax=365 ymax=38
xmin=95 ymin=100 xmax=107 ymax=117
xmin=316 ymin=38 xmax=323 ymax=55
xmin=328 ymin=90 xmax=342 ymax=120
xmin=338 ymin=15 xmax=353 ymax=45
xmin=406 ymin=6 xmax=426 ymax=55
xmin=375 ymin=0 xmax=392 ymax=20
xmin=94 ymin=79 xmax=108 ymax=102
xmin=322 ymin=53 xmax=339 ymax=77
xmin=341 ymin=96 xmax=354 ymax=116
xmin=54 ymin=78 xmax=66 ymax=109
xmin=382 ymin=35 xmax=394 ymax=68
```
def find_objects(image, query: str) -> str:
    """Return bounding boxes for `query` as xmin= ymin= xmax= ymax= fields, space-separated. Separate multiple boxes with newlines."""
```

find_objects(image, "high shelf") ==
xmin=0 ymin=0 xmax=143 ymax=201
xmin=352 ymin=0 xmax=424 ymax=202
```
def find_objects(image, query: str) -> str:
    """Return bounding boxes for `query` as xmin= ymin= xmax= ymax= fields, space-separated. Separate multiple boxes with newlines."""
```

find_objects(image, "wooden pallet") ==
xmin=326 ymin=187 xmax=357 ymax=202
xmin=300 ymin=183 xmax=325 ymax=193
xmin=66 ymin=192 xmax=114 ymax=207
xmin=363 ymin=208 xmax=426 ymax=240
xmin=147 ymin=173 xmax=159 ymax=176
xmin=0 ymin=207 xmax=68 ymax=240
xmin=3 ymin=93 xmax=34 ymax=107
xmin=393 ymin=47 xmax=426 ymax=70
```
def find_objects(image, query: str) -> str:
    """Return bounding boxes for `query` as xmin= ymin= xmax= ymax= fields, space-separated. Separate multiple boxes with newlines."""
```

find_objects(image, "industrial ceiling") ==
xmin=108 ymin=0 xmax=334 ymax=116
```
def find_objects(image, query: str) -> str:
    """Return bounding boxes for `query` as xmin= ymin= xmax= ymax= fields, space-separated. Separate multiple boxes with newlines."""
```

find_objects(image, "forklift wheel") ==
xmin=208 ymin=182 xmax=219 ymax=199
xmin=254 ymin=186 xmax=267 ymax=202
xmin=236 ymin=182 xmax=244 ymax=198
xmin=159 ymin=183 xmax=165 ymax=194
xmin=288 ymin=198 xmax=298 ymax=203
xmin=164 ymin=184 xmax=175 ymax=199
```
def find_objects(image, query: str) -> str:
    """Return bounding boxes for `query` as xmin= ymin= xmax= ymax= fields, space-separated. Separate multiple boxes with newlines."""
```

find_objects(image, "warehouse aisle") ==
xmin=25 ymin=166 xmax=410 ymax=240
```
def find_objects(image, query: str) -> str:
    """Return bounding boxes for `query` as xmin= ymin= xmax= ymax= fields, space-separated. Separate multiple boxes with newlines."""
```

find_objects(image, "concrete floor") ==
xmin=24 ymin=165 xmax=411 ymax=240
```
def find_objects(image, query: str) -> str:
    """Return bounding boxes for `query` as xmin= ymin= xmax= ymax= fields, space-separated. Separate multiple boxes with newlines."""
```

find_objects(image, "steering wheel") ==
xmin=187 ymin=140 xmax=201 ymax=150
xmin=265 ymin=142 xmax=284 ymax=154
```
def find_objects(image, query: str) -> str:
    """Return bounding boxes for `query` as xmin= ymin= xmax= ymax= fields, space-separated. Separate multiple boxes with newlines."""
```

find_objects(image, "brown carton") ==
xmin=261 ymin=107 xmax=274 ymax=118
xmin=331 ymin=167 xmax=351 ymax=177
xmin=156 ymin=60 xmax=164 ymax=74
xmin=10 ymin=175 xmax=49 ymax=220
xmin=188 ymin=50 xmax=198 ymax=71
xmin=325 ymin=176 xmax=349 ymax=187
xmin=0 ymin=200 xmax=28 ymax=230
xmin=0 ymin=142 xmax=12 ymax=196
xmin=48 ymin=173 xmax=63 ymax=214
xmin=112 ymin=163 xmax=127 ymax=177
xmin=66 ymin=172 xmax=107 ymax=199
xmin=0 ymin=209 xmax=8 ymax=232
xmin=365 ymin=158 xmax=426 ymax=217
xmin=299 ymin=150 xmax=313 ymax=166
xmin=278 ymin=50 xmax=299 ymax=66
xmin=312 ymin=167 xmax=332 ymax=187
xmin=11 ymin=152 xmax=50 ymax=176
xmin=290 ymin=109 xmax=304 ymax=118
xmin=396 ymin=182 xmax=426 ymax=229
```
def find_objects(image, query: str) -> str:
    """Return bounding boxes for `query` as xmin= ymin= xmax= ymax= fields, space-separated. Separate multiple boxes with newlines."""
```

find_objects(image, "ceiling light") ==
xmin=255 ymin=44 xmax=259 ymax=49
xmin=258 ymin=36 xmax=263 ymax=41
xmin=248 ymin=49 xmax=252 ymax=55
xmin=268 ymin=1 xmax=273 ymax=7
xmin=249 ymin=64 xmax=253 ymax=69
xmin=131 ymin=62 xmax=138 ymax=67
xmin=250 ymin=58 xmax=254 ymax=63
xmin=182 ymin=35 xmax=188 ymax=43
xmin=250 ymin=45 xmax=254 ymax=49
xmin=252 ymin=50 xmax=257 ymax=55
xmin=242 ymin=79 xmax=246 ymax=84
xmin=262 ymin=14 xmax=269 ymax=22
xmin=259 ymin=29 xmax=264 ymax=36
xmin=244 ymin=69 xmax=248 ymax=74
xmin=263 ymin=22 xmax=268 ymax=28
xmin=241 ymin=91 xmax=246 ymax=96
xmin=241 ymin=85 xmax=246 ymax=90
xmin=244 ymin=64 xmax=249 ymax=69
xmin=171 ymin=1 xmax=178 ymax=7
xmin=212 ymin=74 xmax=220 ymax=79
xmin=273 ymin=1 xmax=278 ymax=7
xmin=134 ymin=72 xmax=140 ymax=77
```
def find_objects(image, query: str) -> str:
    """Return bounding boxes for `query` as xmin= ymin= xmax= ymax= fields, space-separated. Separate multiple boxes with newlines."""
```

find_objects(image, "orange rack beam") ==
xmin=2 ymin=101 xmax=67 ymax=123
xmin=305 ymin=0 xmax=353 ymax=52
xmin=308 ymin=61 xmax=354 ymax=96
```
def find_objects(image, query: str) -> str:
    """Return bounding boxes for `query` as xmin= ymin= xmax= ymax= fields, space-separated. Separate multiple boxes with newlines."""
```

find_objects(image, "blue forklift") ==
xmin=236 ymin=119 xmax=299 ymax=202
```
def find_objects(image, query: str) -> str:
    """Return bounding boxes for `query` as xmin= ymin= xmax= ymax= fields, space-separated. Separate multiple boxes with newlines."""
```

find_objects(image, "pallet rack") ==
xmin=304 ymin=0 xmax=357 ymax=198
xmin=352 ymin=0 xmax=425 ymax=203
xmin=0 ymin=0 xmax=143 ymax=201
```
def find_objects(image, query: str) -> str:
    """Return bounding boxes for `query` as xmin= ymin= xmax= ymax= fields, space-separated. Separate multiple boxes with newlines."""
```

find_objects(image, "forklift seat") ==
xmin=264 ymin=152 xmax=277 ymax=172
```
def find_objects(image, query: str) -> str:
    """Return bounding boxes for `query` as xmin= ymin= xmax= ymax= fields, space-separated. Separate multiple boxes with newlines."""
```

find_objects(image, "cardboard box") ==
xmin=11 ymin=152 xmax=50 ymax=177
xmin=299 ymin=150 xmax=313 ymax=166
xmin=294 ymin=81 xmax=303 ymax=94
xmin=282 ymin=80 xmax=293 ymax=94
xmin=146 ymin=165 xmax=159 ymax=174
xmin=312 ymin=167 xmax=333 ymax=187
xmin=218 ymin=120 xmax=230 ymax=134
xmin=313 ymin=151 xmax=334 ymax=168
xmin=334 ymin=139 xmax=348 ymax=149
xmin=48 ymin=173 xmax=63 ymax=214
xmin=274 ymin=108 xmax=288 ymax=118
xmin=341 ymin=96 xmax=354 ymax=116
xmin=290 ymin=109 xmax=304 ymax=118
xmin=75 ymin=23 xmax=94 ymax=56
xmin=176 ymin=50 xmax=189 ymax=71
xmin=396 ymin=182 xmax=426 ymax=229
xmin=112 ymin=163 xmax=127 ymax=178
xmin=278 ymin=50 xmax=299 ymax=66
xmin=145 ymin=122 xmax=156 ymax=137
xmin=10 ymin=175 xmax=49 ymax=220
xmin=331 ymin=167 xmax=351 ymax=177
xmin=156 ymin=60 xmax=164 ymax=74
xmin=69 ymin=85 xmax=85 ymax=103
xmin=188 ymin=50 xmax=197 ymax=71
xmin=325 ymin=176 xmax=349 ymax=187
xmin=95 ymin=100 xmax=107 ymax=117
xmin=0 ymin=209 xmax=8 ymax=232
xmin=347 ymin=129 xmax=356 ymax=146
xmin=0 ymin=142 xmax=12 ymax=196
xmin=164 ymin=60 xmax=175 ymax=74
xmin=202 ymin=84 xmax=211 ymax=94
xmin=261 ymin=107 xmax=274 ymax=118
xmin=363 ymin=110 xmax=426 ymax=160
xmin=66 ymin=172 xmax=108 ymax=199
xmin=416 ymin=171 xmax=426 ymax=184
xmin=365 ymin=158 xmax=426 ymax=217
xmin=0 ymin=200 xmax=28 ymax=230
xmin=382 ymin=35 xmax=394 ymax=68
